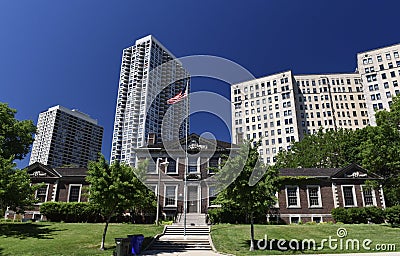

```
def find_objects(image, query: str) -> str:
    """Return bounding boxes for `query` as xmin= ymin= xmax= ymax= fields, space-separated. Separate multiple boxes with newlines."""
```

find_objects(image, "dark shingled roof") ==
xmin=279 ymin=168 xmax=340 ymax=177
xmin=55 ymin=168 xmax=88 ymax=176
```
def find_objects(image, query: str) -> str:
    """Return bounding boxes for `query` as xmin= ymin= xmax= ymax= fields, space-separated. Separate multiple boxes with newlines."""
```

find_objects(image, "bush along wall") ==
xmin=40 ymin=202 xmax=103 ymax=223
xmin=331 ymin=207 xmax=385 ymax=224
xmin=385 ymin=205 xmax=400 ymax=226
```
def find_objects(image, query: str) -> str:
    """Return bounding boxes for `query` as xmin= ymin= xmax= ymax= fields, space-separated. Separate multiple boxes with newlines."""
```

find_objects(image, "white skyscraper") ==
xmin=29 ymin=105 xmax=103 ymax=168
xmin=231 ymin=71 xmax=368 ymax=164
xmin=357 ymin=43 xmax=400 ymax=125
xmin=110 ymin=35 xmax=190 ymax=165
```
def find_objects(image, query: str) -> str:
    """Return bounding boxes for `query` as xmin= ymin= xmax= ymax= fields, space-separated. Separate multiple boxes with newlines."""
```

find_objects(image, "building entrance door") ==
xmin=187 ymin=186 xmax=198 ymax=213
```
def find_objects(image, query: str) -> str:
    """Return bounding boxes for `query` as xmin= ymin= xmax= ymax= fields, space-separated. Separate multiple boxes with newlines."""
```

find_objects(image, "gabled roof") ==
xmin=25 ymin=162 xmax=88 ymax=178
xmin=331 ymin=163 xmax=382 ymax=179
xmin=279 ymin=163 xmax=383 ymax=179
xmin=279 ymin=167 xmax=339 ymax=177
xmin=26 ymin=162 xmax=62 ymax=178
xmin=55 ymin=168 xmax=88 ymax=177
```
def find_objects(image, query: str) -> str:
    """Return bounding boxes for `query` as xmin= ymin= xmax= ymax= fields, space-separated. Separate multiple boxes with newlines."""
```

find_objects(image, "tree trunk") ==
xmin=249 ymin=212 xmax=255 ymax=251
xmin=100 ymin=215 xmax=112 ymax=250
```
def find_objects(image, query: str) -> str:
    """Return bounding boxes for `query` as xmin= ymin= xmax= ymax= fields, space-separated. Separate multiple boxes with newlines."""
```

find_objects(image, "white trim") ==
xmin=289 ymin=215 xmax=301 ymax=224
xmin=207 ymin=185 xmax=221 ymax=207
xmin=332 ymin=183 xmax=339 ymax=208
xmin=67 ymin=184 xmax=82 ymax=202
xmin=307 ymin=185 xmax=322 ymax=208
xmin=156 ymin=157 xmax=160 ymax=174
xmin=285 ymin=185 xmax=300 ymax=208
xmin=341 ymin=185 xmax=357 ymax=207
xmin=311 ymin=215 xmax=323 ymax=223
xmin=35 ymin=184 xmax=49 ymax=205
xmin=273 ymin=192 xmax=279 ymax=208
xmin=186 ymin=184 xmax=200 ymax=213
xmin=379 ymin=185 xmax=386 ymax=209
xmin=360 ymin=185 xmax=377 ymax=207
xmin=164 ymin=184 xmax=178 ymax=207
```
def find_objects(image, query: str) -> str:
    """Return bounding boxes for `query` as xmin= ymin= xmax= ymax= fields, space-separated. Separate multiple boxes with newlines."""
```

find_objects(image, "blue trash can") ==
xmin=127 ymin=234 xmax=144 ymax=255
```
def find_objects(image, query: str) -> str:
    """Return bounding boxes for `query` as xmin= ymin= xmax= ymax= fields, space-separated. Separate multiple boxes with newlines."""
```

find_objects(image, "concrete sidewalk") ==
xmin=141 ymin=250 xmax=226 ymax=255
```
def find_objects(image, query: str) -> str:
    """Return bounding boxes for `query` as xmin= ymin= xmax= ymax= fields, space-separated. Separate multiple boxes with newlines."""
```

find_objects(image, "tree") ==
xmin=275 ymin=128 xmax=362 ymax=169
xmin=0 ymin=102 xmax=36 ymax=160
xmin=0 ymin=102 xmax=38 ymax=216
xmin=86 ymin=155 xmax=155 ymax=250
xmin=358 ymin=96 xmax=400 ymax=205
xmin=0 ymin=157 xmax=42 ymax=216
xmin=215 ymin=141 xmax=279 ymax=251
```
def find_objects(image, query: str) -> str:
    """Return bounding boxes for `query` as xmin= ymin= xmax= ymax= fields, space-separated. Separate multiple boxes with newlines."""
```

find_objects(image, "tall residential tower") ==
xmin=357 ymin=43 xmax=400 ymax=125
xmin=110 ymin=35 xmax=190 ymax=165
xmin=29 ymin=105 xmax=103 ymax=168
xmin=231 ymin=71 xmax=368 ymax=164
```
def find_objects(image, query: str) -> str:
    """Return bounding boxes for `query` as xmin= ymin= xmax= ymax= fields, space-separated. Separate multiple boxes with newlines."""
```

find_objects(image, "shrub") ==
xmin=385 ymin=205 xmax=400 ymax=226
xmin=40 ymin=202 xmax=102 ymax=223
xmin=332 ymin=207 xmax=384 ymax=224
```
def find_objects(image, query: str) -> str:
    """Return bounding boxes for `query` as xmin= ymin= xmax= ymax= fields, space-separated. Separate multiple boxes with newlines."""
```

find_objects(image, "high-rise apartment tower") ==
xmin=29 ymin=105 xmax=103 ymax=168
xmin=110 ymin=35 xmax=190 ymax=165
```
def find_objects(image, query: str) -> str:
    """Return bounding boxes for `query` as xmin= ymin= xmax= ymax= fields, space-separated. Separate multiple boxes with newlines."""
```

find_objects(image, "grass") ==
xmin=0 ymin=222 xmax=164 ymax=256
xmin=211 ymin=223 xmax=400 ymax=255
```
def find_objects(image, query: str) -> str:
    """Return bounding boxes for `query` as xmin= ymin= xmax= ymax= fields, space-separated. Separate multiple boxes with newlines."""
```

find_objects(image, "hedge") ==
xmin=40 ymin=202 xmax=102 ymax=223
xmin=385 ymin=205 xmax=400 ymax=226
xmin=331 ymin=207 xmax=384 ymax=224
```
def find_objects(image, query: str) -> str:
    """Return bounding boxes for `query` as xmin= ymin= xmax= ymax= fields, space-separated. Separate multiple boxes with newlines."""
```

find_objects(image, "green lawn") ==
xmin=211 ymin=223 xmax=400 ymax=255
xmin=0 ymin=222 xmax=164 ymax=256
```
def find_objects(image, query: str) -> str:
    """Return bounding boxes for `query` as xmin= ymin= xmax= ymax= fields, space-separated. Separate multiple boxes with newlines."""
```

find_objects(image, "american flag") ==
xmin=167 ymin=81 xmax=188 ymax=104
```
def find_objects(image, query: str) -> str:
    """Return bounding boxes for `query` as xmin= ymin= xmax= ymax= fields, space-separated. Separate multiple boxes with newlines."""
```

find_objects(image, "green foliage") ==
xmin=214 ymin=141 xmax=279 ymax=250
xmin=385 ymin=205 xmax=400 ymax=226
xmin=275 ymin=128 xmax=362 ymax=169
xmin=0 ymin=102 xmax=36 ymax=160
xmin=0 ymin=157 xmax=43 ymax=216
xmin=40 ymin=202 xmax=102 ymax=222
xmin=86 ymin=154 xmax=156 ymax=249
xmin=331 ymin=207 xmax=384 ymax=224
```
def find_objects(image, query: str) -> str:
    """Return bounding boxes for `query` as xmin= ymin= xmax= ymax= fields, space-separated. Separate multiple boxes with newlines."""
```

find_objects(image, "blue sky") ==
xmin=1 ymin=0 xmax=400 ymax=168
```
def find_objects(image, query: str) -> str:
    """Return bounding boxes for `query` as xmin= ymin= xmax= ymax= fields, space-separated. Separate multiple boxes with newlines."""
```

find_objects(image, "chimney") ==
xmin=147 ymin=133 xmax=156 ymax=145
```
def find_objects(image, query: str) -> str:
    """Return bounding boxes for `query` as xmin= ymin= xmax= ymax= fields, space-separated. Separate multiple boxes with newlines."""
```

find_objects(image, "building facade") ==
xmin=272 ymin=163 xmax=385 ymax=224
xmin=110 ymin=35 xmax=190 ymax=166
xmin=357 ymin=43 xmax=400 ymax=125
xmin=135 ymin=133 xmax=239 ymax=222
xmin=5 ymin=162 xmax=89 ymax=221
xmin=231 ymin=71 xmax=368 ymax=164
xmin=29 ymin=105 xmax=103 ymax=168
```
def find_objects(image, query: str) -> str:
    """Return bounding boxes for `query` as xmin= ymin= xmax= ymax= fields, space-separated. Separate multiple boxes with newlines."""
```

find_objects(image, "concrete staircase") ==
xmin=175 ymin=213 xmax=207 ymax=226
xmin=144 ymin=225 xmax=213 ymax=252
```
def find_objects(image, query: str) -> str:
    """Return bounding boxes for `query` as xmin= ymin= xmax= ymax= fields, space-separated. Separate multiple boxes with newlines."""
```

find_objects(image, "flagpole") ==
xmin=183 ymin=79 xmax=188 ymax=237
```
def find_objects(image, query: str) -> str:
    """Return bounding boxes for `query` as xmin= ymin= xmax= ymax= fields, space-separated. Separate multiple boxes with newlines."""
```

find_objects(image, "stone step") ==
xmin=151 ymin=240 xmax=212 ymax=250
xmin=164 ymin=226 xmax=210 ymax=236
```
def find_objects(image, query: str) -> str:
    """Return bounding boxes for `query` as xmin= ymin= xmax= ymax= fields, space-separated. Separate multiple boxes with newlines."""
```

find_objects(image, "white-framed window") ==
xmin=307 ymin=185 xmax=322 ymax=208
xmin=312 ymin=216 xmax=323 ymax=223
xmin=342 ymin=185 xmax=357 ymax=207
xmin=208 ymin=186 xmax=220 ymax=207
xmin=147 ymin=158 xmax=157 ymax=174
xmin=361 ymin=185 xmax=377 ymax=207
xmin=148 ymin=184 xmax=157 ymax=194
xmin=166 ymin=158 xmax=177 ymax=174
xmin=164 ymin=185 xmax=178 ymax=207
xmin=68 ymin=184 xmax=82 ymax=202
xmin=208 ymin=157 xmax=220 ymax=174
xmin=286 ymin=186 xmax=300 ymax=208
xmin=188 ymin=157 xmax=199 ymax=173
xmin=290 ymin=215 xmax=301 ymax=224
xmin=36 ymin=184 xmax=49 ymax=203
